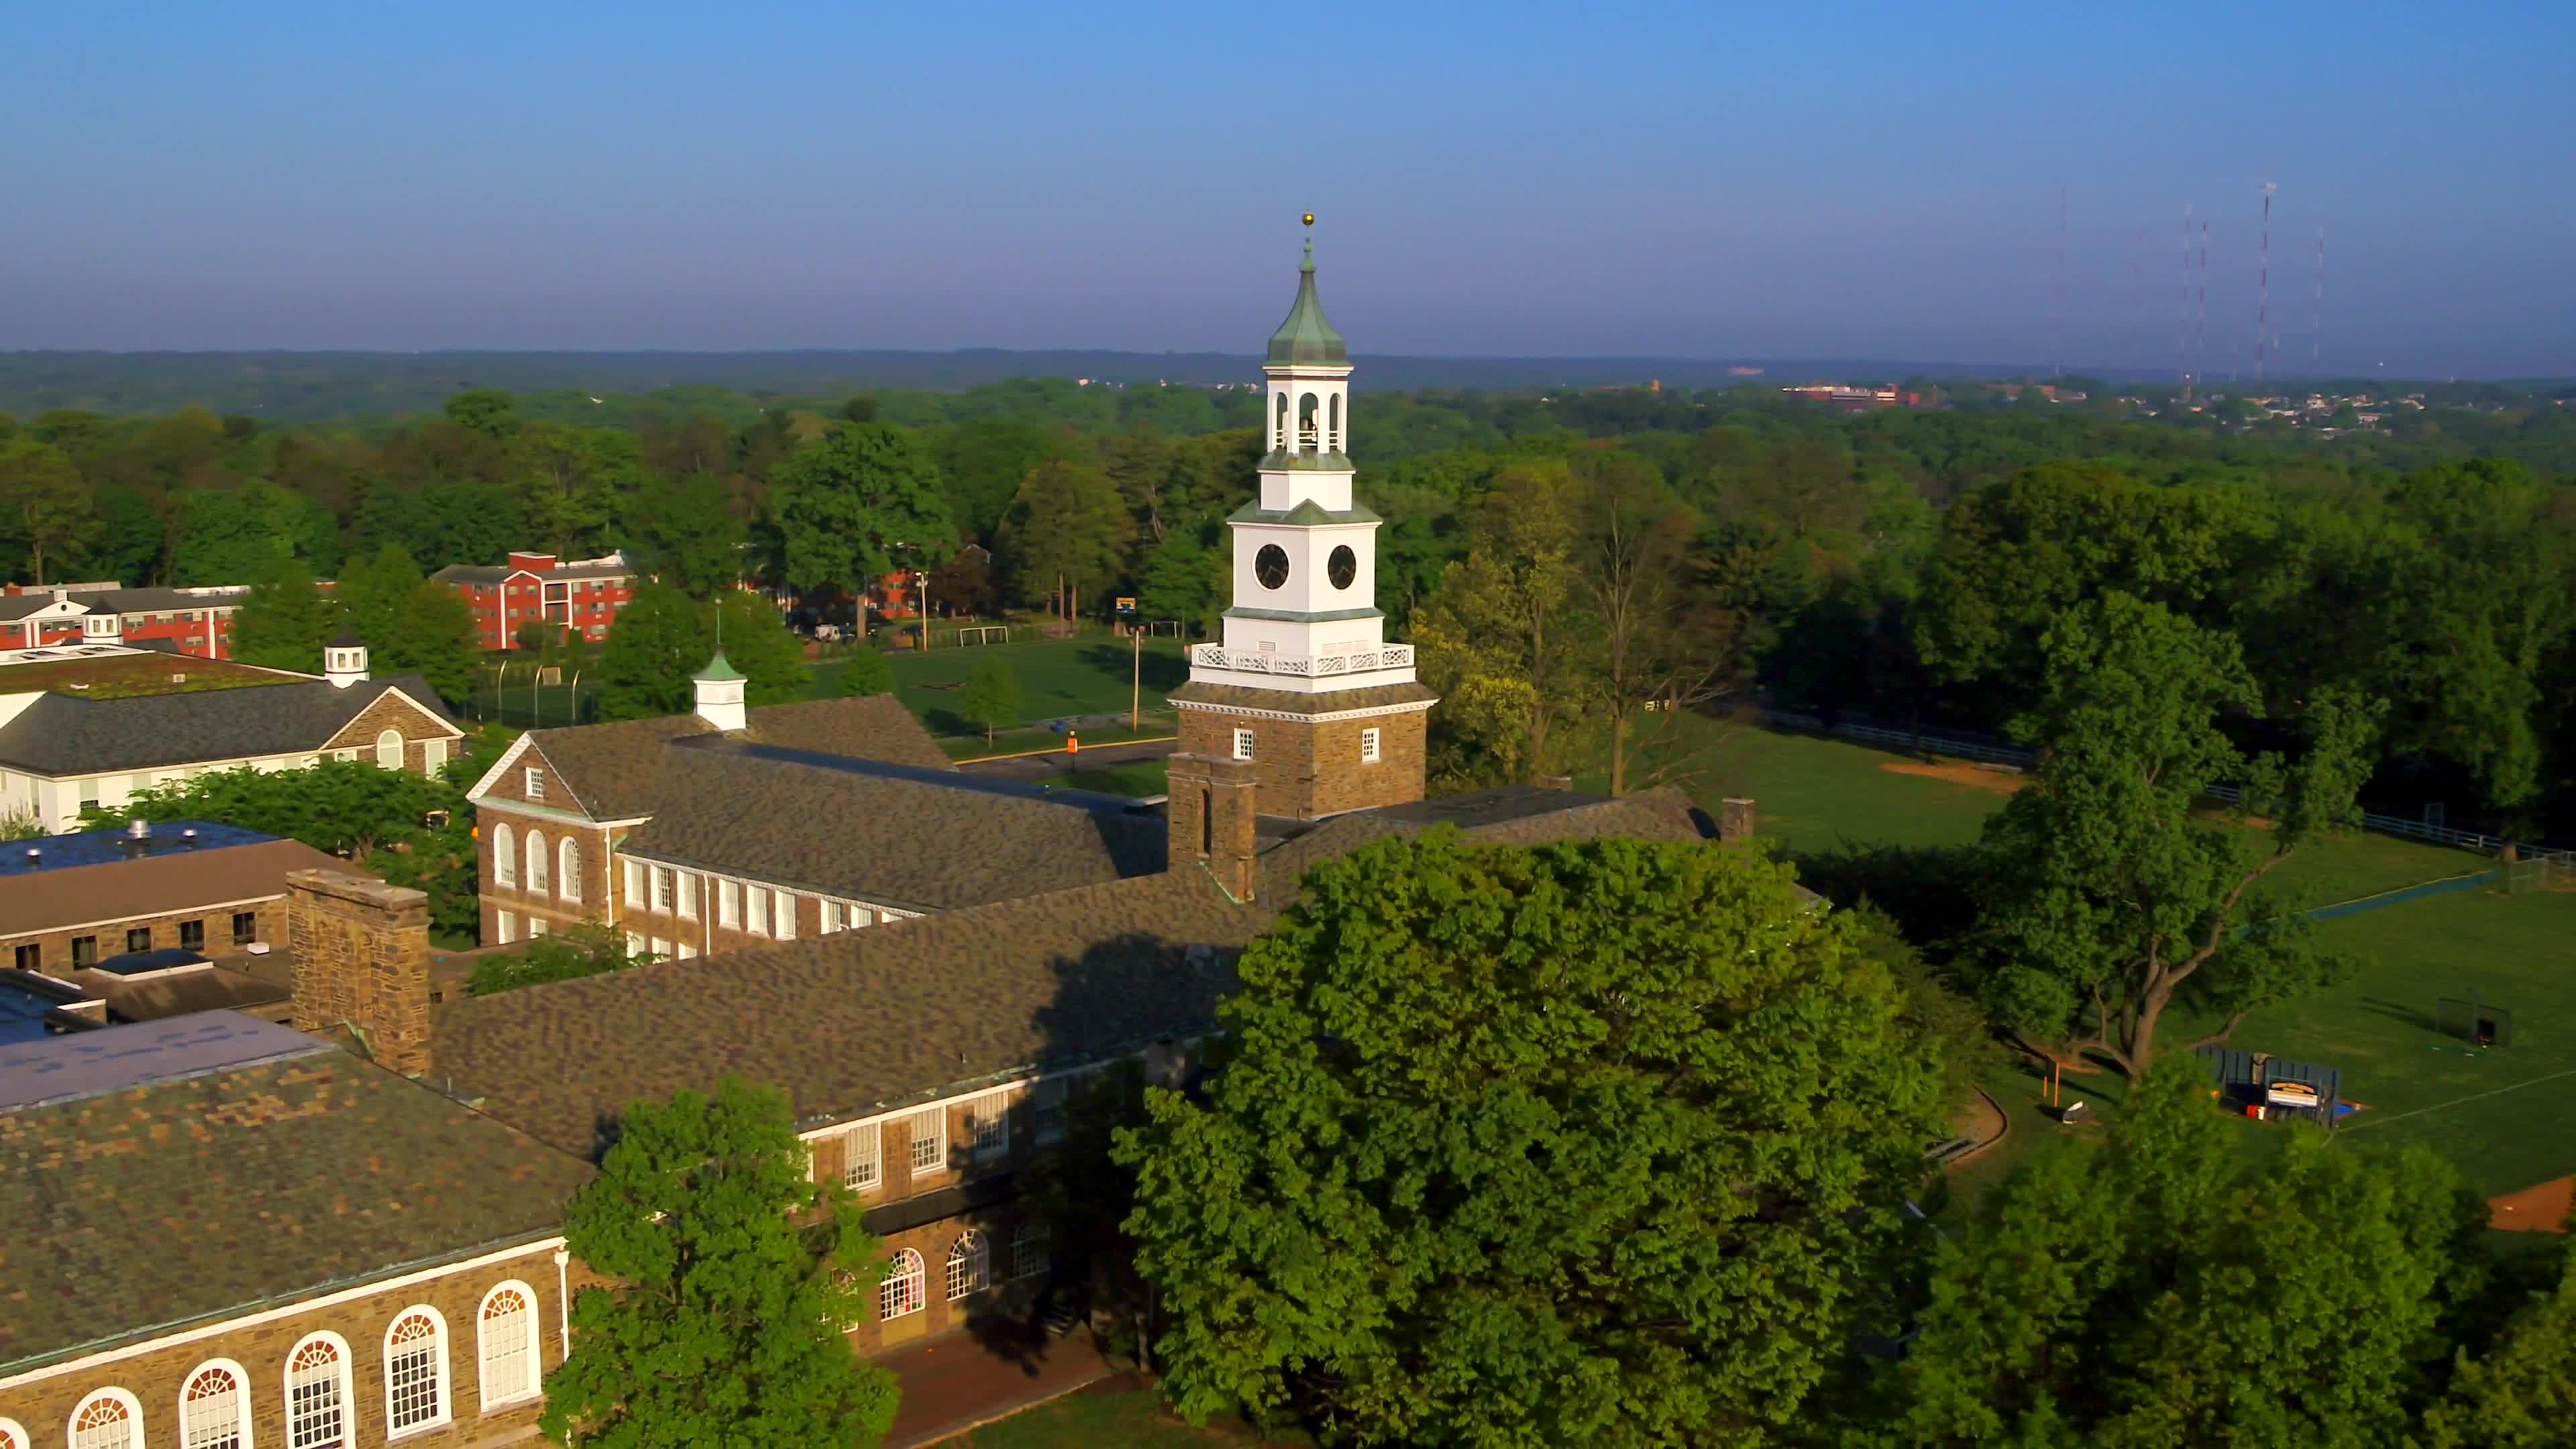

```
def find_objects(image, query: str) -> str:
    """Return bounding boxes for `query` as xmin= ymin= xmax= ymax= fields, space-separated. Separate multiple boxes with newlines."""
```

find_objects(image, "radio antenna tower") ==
xmin=2312 ymin=223 xmax=2324 ymax=367
xmin=2179 ymin=204 xmax=2194 ymax=402
xmin=2197 ymin=219 xmax=2210 ymax=396
xmin=2257 ymin=182 xmax=2276 ymax=384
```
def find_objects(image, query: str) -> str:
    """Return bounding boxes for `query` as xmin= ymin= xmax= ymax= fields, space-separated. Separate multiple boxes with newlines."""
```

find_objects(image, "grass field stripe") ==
xmin=2337 ymin=1065 xmax=2576 ymax=1134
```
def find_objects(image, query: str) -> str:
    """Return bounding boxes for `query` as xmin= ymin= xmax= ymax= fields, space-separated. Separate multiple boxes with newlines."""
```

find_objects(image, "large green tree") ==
xmin=771 ymin=423 xmax=957 ymax=600
xmin=541 ymin=1077 xmax=900 ymax=1448
xmin=2424 ymin=1256 xmax=2576 ymax=1448
xmin=1974 ymin=594 xmax=2381 ymax=1073
xmin=1411 ymin=464 xmax=1594 ymax=786
xmin=229 ymin=557 xmax=344 ymax=674
xmin=0 ymin=435 xmax=95 ymax=584
xmin=954 ymin=655 xmax=1022 ymax=741
xmin=1120 ymin=833 xmax=1947 ymax=1447
xmin=596 ymin=586 xmax=808 ymax=721
xmin=623 ymin=470 xmax=747 ymax=598
xmin=1887 ymin=1060 xmax=2487 ymax=1446
xmin=995 ymin=457 xmax=1133 ymax=619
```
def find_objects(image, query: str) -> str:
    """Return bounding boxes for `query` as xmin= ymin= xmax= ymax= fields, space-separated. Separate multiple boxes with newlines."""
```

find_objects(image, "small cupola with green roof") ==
xmin=692 ymin=650 xmax=747 ymax=731
xmin=1261 ymin=216 xmax=1357 ymax=478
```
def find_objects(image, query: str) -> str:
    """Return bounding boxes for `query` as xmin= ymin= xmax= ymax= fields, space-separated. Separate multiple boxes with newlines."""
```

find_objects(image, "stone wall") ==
xmin=318 ymin=688 xmax=462 ymax=778
xmin=2 ymin=899 xmax=284 ymax=974
xmin=1175 ymin=704 xmax=1427 ymax=821
xmin=0 ymin=1242 xmax=564 ymax=1449
xmin=288 ymin=868 xmax=433 ymax=1077
xmin=476 ymin=811 xmax=614 ymax=945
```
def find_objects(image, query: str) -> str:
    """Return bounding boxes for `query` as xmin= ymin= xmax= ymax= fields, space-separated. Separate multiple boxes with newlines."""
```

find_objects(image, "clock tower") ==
xmin=1166 ymin=225 xmax=1438 ymax=847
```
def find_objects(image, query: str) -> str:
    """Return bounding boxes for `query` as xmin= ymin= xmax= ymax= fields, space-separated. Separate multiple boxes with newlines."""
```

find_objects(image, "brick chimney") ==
xmin=1167 ymin=753 xmax=1260 ymax=903
xmin=286 ymin=867 xmax=434 ymax=1077
xmin=1719 ymin=798 xmax=1757 ymax=844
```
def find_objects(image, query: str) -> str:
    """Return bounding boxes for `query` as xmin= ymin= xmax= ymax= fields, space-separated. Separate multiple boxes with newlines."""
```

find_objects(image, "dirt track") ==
xmin=1880 ymin=760 xmax=2027 ymax=795
xmin=2489 ymin=1175 xmax=2574 ymax=1234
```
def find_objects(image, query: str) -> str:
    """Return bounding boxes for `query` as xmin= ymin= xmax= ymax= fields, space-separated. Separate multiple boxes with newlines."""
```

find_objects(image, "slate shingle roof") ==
xmin=621 ymin=741 xmax=1165 ymax=912
xmin=0 ymin=1038 xmax=592 ymax=1371
xmin=0 ymin=676 xmax=458 ymax=776
xmin=437 ymin=787 xmax=1715 ymax=1159
xmin=513 ymin=696 xmax=950 ymax=822
xmin=0 ymin=836 xmax=350 ymax=939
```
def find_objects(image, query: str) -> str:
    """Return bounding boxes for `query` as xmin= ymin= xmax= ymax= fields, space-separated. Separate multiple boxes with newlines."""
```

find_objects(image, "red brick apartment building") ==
xmin=1 ymin=584 xmax=260 ymax=659
xmin=429 ymin=551 xmax=639 ymax=651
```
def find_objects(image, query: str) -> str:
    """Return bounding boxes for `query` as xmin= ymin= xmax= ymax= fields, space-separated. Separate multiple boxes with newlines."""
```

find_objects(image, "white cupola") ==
xmin=692 ymin=651 xmax=747 ymax=731
xmin=323 ymin=627 xmax=370 ymax=688
xmin=80 ymin=606 xmax=123 ymax=645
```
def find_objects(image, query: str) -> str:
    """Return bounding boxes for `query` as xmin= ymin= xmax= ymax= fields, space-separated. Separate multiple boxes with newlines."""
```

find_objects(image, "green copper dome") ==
xmin=1266 ymin=237 xmax=1348 ymax=366
xmin=694 ymin=650 xmax=745 ymax=682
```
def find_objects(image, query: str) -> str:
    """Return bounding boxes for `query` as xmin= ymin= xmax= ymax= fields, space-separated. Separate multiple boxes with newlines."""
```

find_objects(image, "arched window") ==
xmin=66 ymin=1390 xmax=140 ymax=1449
xmin=945 ymin=1230 xmax=989 ymax=1300
xmin=491 ymin=822 xmax=517 ymax=888
xmin=1297 ymin=392 xmax=1320 ymax=451
xmin=557 ymin=837 xmax=582 ymax=903
xmin=1272 ymin=392 xmax=1288 ymax=451
xmin=879 ymin=1248 xmax=926 ymax=1321
xmin=0 ymin=1415 xmax=26 ymax=1449
xmin=525 ymin=829 xmax=549 ymax=896
xmin=1012 ymin=1220 xmax=1052 ymax=1281
xmin=478 ymin=1281 xmax=543 ymax=1408
xmin=374 ymin=729 xmax=403 ymax=770
xmin=382 ymin=1308 xmax=449 ymax=1435
xmin=283 ymin=1334 xmax=350 ymax=1449
xmin=1328 ymin=392 xmax=1342 ymax=452
xmin=179 ymin=1360 xmax=249 ymax=1449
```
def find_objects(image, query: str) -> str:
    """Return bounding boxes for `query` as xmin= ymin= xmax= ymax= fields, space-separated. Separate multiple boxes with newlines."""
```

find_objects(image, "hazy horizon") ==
xmin=5 ymin=1 xmax=2569 ymax=378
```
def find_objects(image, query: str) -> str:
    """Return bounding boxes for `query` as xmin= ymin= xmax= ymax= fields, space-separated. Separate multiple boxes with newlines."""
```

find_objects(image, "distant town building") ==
xmin=1781 ymin=384 xmax=1925 ymax=412
xmin=0 ymin=632 xmax=462 ymax=833
xmin=0 ymin=582 xmax=266 ymax=659
xmin=430 ymin=550 xmax=639 ymax=651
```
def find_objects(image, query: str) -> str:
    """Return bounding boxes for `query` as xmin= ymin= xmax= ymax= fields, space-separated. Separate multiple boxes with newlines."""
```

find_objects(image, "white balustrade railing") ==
xmin=1191 ymin=643 xmax=1411 ymax=677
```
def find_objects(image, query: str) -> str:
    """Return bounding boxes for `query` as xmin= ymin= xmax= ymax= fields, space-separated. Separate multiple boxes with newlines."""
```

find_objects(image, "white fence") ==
xmin=1765 ymin=710 xmax=2576 ymax=868
xmin=1190 ymin=643 xmax=1413 ymax=678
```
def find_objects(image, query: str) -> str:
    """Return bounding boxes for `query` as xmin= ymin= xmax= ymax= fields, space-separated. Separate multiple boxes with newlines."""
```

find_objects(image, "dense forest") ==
xmin=6 ymin=374 xmax=2576 ymax=838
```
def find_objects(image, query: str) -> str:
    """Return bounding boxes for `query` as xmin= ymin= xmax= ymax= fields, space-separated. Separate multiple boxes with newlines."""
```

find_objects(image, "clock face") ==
xmin=1328 ymin=545 xmax=1356 ymax=589
xmin=1254 ymin=544 xmax=1290 ymax=590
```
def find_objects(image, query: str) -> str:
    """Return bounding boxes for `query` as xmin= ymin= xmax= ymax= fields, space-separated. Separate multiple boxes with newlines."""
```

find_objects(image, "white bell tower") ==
xmin=1166 ymin=219 xmax=1438 ymax=824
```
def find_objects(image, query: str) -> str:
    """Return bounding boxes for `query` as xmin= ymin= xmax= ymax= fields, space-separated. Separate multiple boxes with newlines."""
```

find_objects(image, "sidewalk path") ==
xmin=956 ymin=740 xmax=1168 ymax=786
xmin=883 ymin=1322 xmax=1119 ymax=1447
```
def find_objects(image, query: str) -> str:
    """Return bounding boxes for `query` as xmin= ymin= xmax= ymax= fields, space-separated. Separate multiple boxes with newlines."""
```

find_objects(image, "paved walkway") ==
xmin=955 ymin=740 xmax=1168 ymax=786
xmin=882 ymin=1322 xmax=1120 ymax=1447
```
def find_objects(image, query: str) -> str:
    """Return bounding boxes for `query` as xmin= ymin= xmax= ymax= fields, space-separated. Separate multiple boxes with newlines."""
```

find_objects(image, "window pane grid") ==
xmin=70 ymin=1395 xmax=131 ymax=1449
xmin=946 ymin=1232 xmax=989 ymax=1300
xmin=1013 ymin=1223 xmax=1052 ymax=1280
xmin=288 ymin=1340 xmax=343 ymax=1448
xmin=386 ymin=1313 xmax=444 ymax=1431
xmin=880 ymin=1249 xmax=926 ymax=1320
xmin=183 ymin=1366 xmax=244 ymax=1449
xmin=843 ymin=1120 xmax=882 ymax=1190
xmin=908 ymin=1108 xmax=945 ymax=1172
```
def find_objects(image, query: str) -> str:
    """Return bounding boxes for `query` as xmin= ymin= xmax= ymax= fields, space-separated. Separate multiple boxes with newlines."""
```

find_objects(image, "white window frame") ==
xmin=523 ymin=767 xmax=545 ymax=800
xmin=650 ymin=936 xmax=671 ymax=957
xmin=525 ymin=828 xmax=549 ymax=896
xmin=820 ymin=899 xmax=843 ymax=933
xmin=677 ymin=872 xmax=698 ymax=921
xmin=492 ymin=822 xmax=517 ymax=888
xmin=773 ymin=890 xmax=795 ymax=941
xmin=422 ymin=737 xmax=447 ymax=771
xmin=965 ymin=1090 xmax=1010 ymax=1162
xmin=718 ymin=878 xmax=741 ymax=928
xmin=623 ymin=857 xmax=645 ymax=906
xmin=557 ymin=837 xmax=582 ymax=902
xmin=66 ymin=1388 xmax=142 ymax=1449
xmin=907 ymin=1106 xmax=945 ymax=1174
xmin=747 ymin=885 xmax=769 ymax=936
xmin=879 ymin=1249 xmax=926 ymax=1321
xmin=476 ymin=1280 xmax=544 ymax=1409
xmin=375 ymin=729 xmax=405 ymax=769
xmin=1012 ymin=1221 xmax=1052 ymax=1281
xmin=1360 ymin=727 xmax=1381 ymax=764
xmin=676 ymin=940 xmax=696 ymax=959
xmin=527 ymin=916 xmax=548 ymax=938
xmin=331 ymin=749 xmax=358 ymax=763
xmin=1233 ymin=728 xmax=1255 ymax=761
xmin=284 ymin=1331 xmax=352 ymax=1449
xmin=180 ymin=1358 xmax=252 ymax=1449
xmin=1032 ymin=1075 xmax=1071 ymax=1146
xmin=945 ymin=1230 xmax=990 ymax=1300
xmin=496 ymin=910 xmax=518 ymax=945
xmin=841 ymin=1120 xmax=882 ymax=1191
xmin=0 ymin=1415 xmax=26 ymax=1449
xmin=625 ymin=930 xmax=647 ymax=957
xmin=653 ymin=867 xmax=674 ymax=914
xmin=382 ymin=1305 xmax=451 ymax=1436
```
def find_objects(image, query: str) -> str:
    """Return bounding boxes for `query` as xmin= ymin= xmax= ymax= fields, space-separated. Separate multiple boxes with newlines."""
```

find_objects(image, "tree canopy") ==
xmin=541 ymin=1077 xmax=900 ymax=1448
xmin=1120 ymin=833 xmax=1947 ymax=1447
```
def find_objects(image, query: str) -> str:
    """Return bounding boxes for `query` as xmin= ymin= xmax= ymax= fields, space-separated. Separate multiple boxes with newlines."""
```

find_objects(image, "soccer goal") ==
xmin=955 ymin=625 xmax=1011 ymax=647
xmin=1148 ymin=619 xmax=1184 ymax=638
xmin=2435 ymin=996 xmax=2514 ymax=1049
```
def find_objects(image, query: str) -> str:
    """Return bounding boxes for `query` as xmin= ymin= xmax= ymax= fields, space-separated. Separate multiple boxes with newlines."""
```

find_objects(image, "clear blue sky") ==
xmin=5 ymin=0 xmax=2569 ymax=375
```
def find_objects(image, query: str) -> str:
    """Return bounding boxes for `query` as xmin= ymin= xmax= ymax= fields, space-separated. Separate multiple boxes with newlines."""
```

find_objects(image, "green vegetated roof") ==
xmin=1229 ymin=497 xmax=1382 ymax=526
xmin=1267 ymin=238 xmax=1349 ymax=366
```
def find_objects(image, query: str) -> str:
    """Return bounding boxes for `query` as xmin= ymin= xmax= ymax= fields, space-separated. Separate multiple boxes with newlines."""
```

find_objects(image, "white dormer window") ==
xmin=524 ymin=768 xmax=544 ymax=800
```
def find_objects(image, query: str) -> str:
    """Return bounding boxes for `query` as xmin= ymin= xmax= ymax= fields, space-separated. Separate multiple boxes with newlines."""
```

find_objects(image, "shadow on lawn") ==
xmin=2358 ymin=996 xmax=2440 ymax=1034
xmin=1079 ymin=643 xmax=1188 ymax=693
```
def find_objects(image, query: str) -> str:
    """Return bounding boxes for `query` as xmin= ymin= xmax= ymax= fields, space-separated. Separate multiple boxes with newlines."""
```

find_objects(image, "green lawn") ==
xmin=939 ymin=719 xmax=1179 ymax=763
xmin=812 ymin=637 xmax=1192 ymax=737
xmin=952 ymin=1377 xmax=1309 ymax=1447
xmin=1047 ymin=761 xmax=1172 ymax=798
